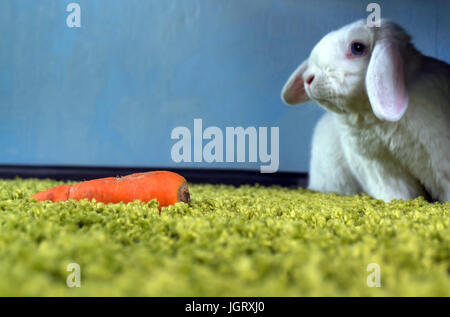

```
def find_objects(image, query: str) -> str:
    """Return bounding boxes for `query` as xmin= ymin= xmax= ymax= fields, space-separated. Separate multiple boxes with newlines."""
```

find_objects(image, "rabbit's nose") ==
xmin=306 ymin=75 xmax=315 ymax=85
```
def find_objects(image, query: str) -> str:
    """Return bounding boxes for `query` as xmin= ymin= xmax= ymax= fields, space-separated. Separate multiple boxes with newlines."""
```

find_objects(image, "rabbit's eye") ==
xmin=351 ymin=42 xmax=366 ymax=56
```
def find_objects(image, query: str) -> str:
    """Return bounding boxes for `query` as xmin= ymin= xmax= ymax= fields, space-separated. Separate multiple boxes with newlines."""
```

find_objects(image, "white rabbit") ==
xmin=281 ymin=19 xmax=450 ymax=202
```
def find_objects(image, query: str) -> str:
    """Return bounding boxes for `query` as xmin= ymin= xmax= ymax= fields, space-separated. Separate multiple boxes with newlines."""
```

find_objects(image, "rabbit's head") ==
xmin=282 ymin=19 xmax=413 ymax=121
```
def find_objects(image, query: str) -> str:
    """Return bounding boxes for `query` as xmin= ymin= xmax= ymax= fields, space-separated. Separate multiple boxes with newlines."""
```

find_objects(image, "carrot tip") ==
xmin=177 ymin=182 xmax=190 ymax=204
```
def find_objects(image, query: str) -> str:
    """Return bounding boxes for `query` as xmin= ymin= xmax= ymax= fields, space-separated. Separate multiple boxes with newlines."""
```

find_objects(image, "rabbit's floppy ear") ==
xmin=281 ymin=60 xmax=310 ymax=105
xmin=366 ymin=40 xmax=408 ymax=121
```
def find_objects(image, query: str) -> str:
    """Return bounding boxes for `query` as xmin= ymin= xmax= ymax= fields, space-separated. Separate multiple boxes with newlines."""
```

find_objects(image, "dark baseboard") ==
xmin=0 ymin=165 xmax=308 ymax=187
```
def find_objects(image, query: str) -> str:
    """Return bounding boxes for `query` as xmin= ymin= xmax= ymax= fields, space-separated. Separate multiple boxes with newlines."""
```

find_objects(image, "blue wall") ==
xmin=1 ymin=0 xmax=449 ymax=172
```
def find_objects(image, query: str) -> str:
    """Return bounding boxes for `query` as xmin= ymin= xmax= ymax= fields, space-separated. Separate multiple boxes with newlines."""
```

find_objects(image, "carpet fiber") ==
xmin=0 ymin=178 xmax=448 ymax=296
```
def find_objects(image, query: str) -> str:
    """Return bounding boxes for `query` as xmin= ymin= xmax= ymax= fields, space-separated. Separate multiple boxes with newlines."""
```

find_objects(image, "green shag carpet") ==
xmin=0 ymin=178 xmax=448 ymax=296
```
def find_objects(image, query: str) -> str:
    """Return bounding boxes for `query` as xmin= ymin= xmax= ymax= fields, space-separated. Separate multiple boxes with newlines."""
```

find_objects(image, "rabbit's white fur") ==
xmin=282 ymin=19 xmax=450 ymax=202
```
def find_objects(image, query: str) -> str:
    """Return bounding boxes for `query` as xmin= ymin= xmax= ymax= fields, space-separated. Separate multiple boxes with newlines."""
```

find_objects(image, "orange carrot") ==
xmin=31 ymin=171 xmax=190 ymax=209
xmin=31 ymin=184 xmax=72 ymax=202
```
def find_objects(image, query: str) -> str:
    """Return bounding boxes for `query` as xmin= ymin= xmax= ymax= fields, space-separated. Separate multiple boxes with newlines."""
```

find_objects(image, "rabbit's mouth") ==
xmin=311 ymin=95 xmax=347 ymax=114
xmin=306 ymin=87 xmax=346 ymax=114
xmin=306 ymin=86 xmax=332 ymax=102
xmin=305 ymin=86 xmax=324 ymax=102
xmin=316 ymin=100 xmax=347 ymax=114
